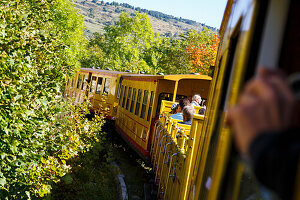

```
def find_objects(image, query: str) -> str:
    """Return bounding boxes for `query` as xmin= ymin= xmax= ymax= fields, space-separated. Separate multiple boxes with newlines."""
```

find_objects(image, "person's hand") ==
xmin=226 ymin=68 xmax=296 ymax=155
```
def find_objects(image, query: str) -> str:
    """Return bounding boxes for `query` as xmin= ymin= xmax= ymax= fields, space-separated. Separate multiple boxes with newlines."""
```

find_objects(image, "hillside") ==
xmin=75 ymin=0 xmax=218 ymax=37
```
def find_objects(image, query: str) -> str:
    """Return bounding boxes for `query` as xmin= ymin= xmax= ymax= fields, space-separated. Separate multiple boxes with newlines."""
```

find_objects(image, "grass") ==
xmin=48 ymin=123 xmax=154 ymax=200
xmin=48 ymin=142 xmax=120 ymax=200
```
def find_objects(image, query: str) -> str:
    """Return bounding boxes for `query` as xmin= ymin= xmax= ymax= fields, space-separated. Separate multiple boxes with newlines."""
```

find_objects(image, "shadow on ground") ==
xmin=48 ymin=121 xmax=155 ymax=200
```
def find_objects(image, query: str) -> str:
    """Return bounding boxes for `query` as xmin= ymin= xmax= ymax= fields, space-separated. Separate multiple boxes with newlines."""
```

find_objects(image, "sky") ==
xmin=104 ymin=0 xmax=228 ymax=28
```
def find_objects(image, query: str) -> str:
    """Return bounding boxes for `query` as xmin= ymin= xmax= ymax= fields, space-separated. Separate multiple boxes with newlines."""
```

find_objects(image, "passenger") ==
xmin=191 ymin=94 xmax=202 ymax=107
xmin=198 ymin=100 xmax=206 ymax=115
xmin=170 ymin=103 xmax=178 ymax=114
xmin=198 ymin=107 xmax=206 ymax=115
xmin=201 ymin=99 xmax=207 ymax=109
xmin=227 ymin=69 xmax=300 ymax=200
xmin=179 ymin=105 xmax=195 ymax=125
xmin=170 ymin=98 xmax=190 ymax=120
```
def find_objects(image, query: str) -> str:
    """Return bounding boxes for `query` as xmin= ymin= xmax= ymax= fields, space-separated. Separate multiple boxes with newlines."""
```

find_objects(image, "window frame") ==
xmin=130 ymin=88 xmax=137 ymax=113
xmin=90 ymin=76 xmax=97 ymax=93
xmin=119 ymin=85 xmax=124 ymax=105
xmin=122 ymin=86 xmax=127 ymax=108
xmin=117 ymin=77 xmax=123 ymax=99
xmin=95 ymin=77 xmax=103 ymax=94
xmin=77 ymin=74 xmax=83 ymax=89
xmin=135 ymin=89 xmax=142 ymax=116
xmin=103 ymin=78 xmax=111 ymax=96
xmin=140 ymin=90 xmax=148 ymax=119
xmin=126 ymin=87 xmax=132 ymax=110
xmin=81 ymin=74 xmax=88 ymax=90
xmin=147 ymin=91 xmax=154 ymax=121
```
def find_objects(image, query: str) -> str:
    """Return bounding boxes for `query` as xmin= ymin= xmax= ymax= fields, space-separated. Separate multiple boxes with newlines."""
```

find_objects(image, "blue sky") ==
xmin=104 ymin=0 xmax=228 ymax=28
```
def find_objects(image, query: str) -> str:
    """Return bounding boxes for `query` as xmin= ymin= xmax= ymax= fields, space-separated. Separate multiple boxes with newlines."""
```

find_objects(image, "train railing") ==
xmin=151 ymin=100 xmax=205 ymax=200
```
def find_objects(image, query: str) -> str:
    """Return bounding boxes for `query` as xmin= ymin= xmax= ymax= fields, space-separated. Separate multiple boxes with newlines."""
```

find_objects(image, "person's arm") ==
xmin=249 ymin=129 xmax=299 ymax=199
xmin=227 ymin=68 xmax=299 ymax=199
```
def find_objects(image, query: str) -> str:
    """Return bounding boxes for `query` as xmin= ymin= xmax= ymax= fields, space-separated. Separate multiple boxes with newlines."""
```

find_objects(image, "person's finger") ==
xmin=257 ymin=67 xmax=294 ymax=107
xmin=243 ymin=78 xmax=281 ymax=126
xmin=257 ymin=67 xmax=286 ymax=80
xmin=267 ymin=75 xmax=296 ymax=128
xmin=257 ymin=68 xmax=296 ymax=127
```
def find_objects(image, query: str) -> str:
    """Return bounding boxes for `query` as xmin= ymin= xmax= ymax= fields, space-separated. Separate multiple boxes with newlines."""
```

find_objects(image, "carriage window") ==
xmin=103 ymin=78 xmax=111 ymax=96
xmin=119 ymin=85 xmax=124 ymax=104
xmin=77 ymin=74 xmax=82 ymax=89
xmin=126 ymin=87 xmax=132 ymax=110
xmin=95 ymin=77 xmax=103 ymax=94
xmin=122 ymin=86 xmax=127 ymax=108
xmin=81 ymin=74 xmax=88 ymax=90
xmin=130 ymin=88 xmax=137 ymax=113
xmin=147 ymin=91 xmax=154 ymax=121
xmin=135 ymin=89 xmax=142 ymax=116
xmin=140 ymin=90 xmax=148 ymax=119
xmin=117 ymin=78 xmax=123 ymax=98
xmin=90 ymin=76 xmax=97 ymax=93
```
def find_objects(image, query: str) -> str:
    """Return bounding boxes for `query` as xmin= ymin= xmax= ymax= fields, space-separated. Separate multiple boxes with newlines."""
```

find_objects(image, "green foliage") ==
xmin=81 ymin=12 xmax=219 ymax=75
xmin=82 ymin=12 xmax=191 ymax=74
xmin=0 ymin=0 xmax=100 ymax=199
xmin=156 ymin=37 xmax=192 ymax=74
xmin=102 ymin=12 xmax=156 ymax=73
xmin=49 ymin=132 xmax=118 ymax=200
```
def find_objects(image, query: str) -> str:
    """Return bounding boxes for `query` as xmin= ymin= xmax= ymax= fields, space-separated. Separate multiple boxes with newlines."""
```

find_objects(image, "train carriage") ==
xmin=65 ymin=69 xmax=212 ymax=160
xmin=65 ymin=68 xmax=128 ymax=118
xmin=115 ymin=73 xmax=211 ymax=159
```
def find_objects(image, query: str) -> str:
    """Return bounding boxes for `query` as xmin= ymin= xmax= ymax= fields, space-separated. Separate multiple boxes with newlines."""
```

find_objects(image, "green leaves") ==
xmin=0 ymin=0 xmax=101 ymax=199
xmin=81 ymin=12 xmax=218 ymax=75
xmin=83 ymin=12 xmax=156 ymax=73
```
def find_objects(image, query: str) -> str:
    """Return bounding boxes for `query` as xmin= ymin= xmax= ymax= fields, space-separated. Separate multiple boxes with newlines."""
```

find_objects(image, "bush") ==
xmin=0 ymin=0 xmax=102 ymax=199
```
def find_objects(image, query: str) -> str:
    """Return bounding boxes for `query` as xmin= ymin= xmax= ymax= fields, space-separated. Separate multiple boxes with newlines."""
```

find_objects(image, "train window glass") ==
xmin=147 ymin=91 xmax=154 ymax=121
xmin=126 ymin=87 xmax=132 ymax=110
xmin=117 ymin=77 xmax=123 ymax=98
xmin=119 ymin=85 xmax=124 ymax=104
xmin=122 ymin=86 xmax=127 ymax=108
xmin=130 ymin=88 xmax=137 ymax=113
xmin=135 ymin=89 xmax=142 ymax=116
xmin=77 ymin=74 xmax=82 ymax=89
xmin=95 ymin=77 xmax=103 ymax=94
xmin=140 ymin=90 xmax=148 ymax=119
xmin=103 ymin=78 xmax=111 ymax=96
xmin=90 ymin=76 xmax=97 ymax=93
xmin=81 ymin=74 xmax=88 ymax=90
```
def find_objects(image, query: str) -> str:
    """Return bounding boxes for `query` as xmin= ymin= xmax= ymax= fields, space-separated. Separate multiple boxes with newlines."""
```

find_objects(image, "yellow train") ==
xmin=65 ymin=69 xmax=212 ymax=158
xmin=65 ymin=0 xmax=299 ymax=199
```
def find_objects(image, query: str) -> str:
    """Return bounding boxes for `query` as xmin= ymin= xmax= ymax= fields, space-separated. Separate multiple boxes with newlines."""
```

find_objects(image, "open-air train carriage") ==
xmin=115 ymin=73 xmax=211 ymax=158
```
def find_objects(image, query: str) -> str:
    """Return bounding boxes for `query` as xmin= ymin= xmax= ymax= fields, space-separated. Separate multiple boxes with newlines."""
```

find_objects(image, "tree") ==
xmin=81 ymin=33 xmax=106 ymax=69
xmin=185 ymin=28 xmax=219 ymax=75
xmin=101 ymin=12 xmax=156 ymax=73
xmin=0 ymin=0 xmax=99 ymax=198
xmin=157 ymin=37 xmax=192 ymax=74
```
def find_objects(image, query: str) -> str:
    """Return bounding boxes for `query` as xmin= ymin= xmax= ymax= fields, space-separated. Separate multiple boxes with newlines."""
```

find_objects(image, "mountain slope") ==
xmin=75 ymin=0 xmax=218 ymax=37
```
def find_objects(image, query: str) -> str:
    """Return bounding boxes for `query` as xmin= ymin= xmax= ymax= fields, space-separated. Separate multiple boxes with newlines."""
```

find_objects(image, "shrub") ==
xmin=0 ymin=0 xmax=101 ymax=199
